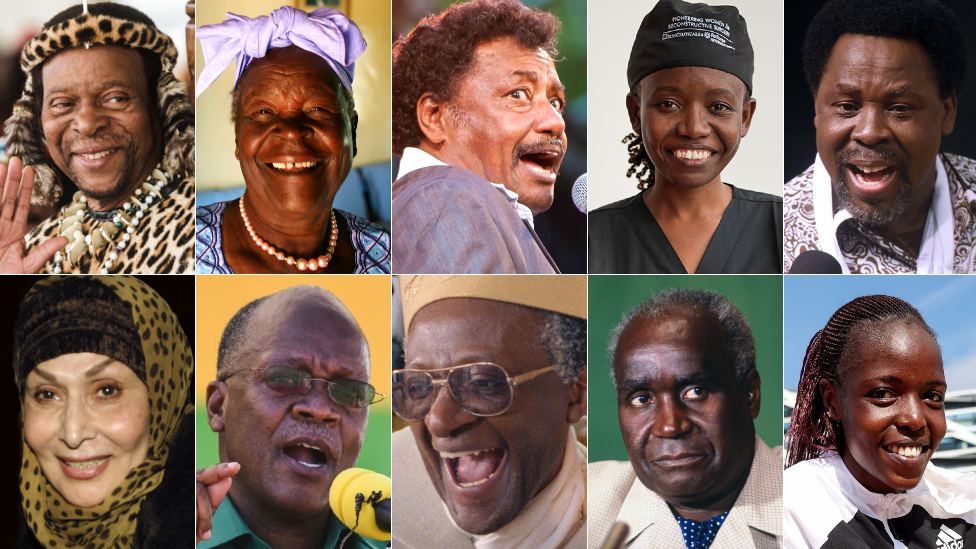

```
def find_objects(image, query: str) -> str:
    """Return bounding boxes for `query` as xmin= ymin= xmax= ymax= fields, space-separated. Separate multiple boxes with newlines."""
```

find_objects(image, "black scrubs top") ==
xmin=588 ymin=185 xmax=783 ymax=274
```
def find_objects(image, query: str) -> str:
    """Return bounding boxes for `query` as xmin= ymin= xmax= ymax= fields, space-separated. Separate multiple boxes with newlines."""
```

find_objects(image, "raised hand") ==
xmin=196 ymin=461 xmax=241 ymax=545
xmin=0 ymin=156 xmax=67 ymax=273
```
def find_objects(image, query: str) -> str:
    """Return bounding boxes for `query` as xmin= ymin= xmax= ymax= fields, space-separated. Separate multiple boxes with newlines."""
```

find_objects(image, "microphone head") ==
xmin=790 ymin=250 xmax=843 ymax=274
xmin=329 ymin=467 xmax=392 ymax=542
xmin=572 ymin=173 xmax=587 ymax=214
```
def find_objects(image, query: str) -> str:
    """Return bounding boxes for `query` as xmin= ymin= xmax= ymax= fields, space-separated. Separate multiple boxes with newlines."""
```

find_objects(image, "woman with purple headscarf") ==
xmin=194 ymin=6 xmax=390 ymax=274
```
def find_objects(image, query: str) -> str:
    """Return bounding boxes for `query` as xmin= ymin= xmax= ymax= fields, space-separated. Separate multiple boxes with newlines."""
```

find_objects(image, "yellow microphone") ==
xmin=329 ymin=468 xmax=392 ymax=542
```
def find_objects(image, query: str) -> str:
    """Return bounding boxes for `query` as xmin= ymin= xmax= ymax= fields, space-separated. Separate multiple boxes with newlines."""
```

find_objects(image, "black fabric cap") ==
xmin=627 ymin=0 xmax=754 ymax=94
xmin=15 ymin=277 xmax=146 ymax=390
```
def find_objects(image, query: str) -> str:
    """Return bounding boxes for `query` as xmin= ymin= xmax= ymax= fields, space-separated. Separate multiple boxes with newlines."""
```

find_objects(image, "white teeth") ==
xmin=271 ymin=161 xmax=317 ymax=170
xmin=79 ymin=150 xmax=111 ymax=160
xmin=300 ymin=442 xmax=322 ymax=452
xmin=440 ymin=449 xmax=491 ymax=459
xmin=673 ymin=150 xmax=712 ymax=160
xmin=888 ymin=445 xmax=922 ymax=457
xmin=458 ymin=476 xmax=492 ymax=488
xmin=860 ymin=166 xmax=887 ymax=174
xmin=64 ymin=457 xmax=109 ymax=469
xmin=297 ymin=460 xmax=323 ymax=468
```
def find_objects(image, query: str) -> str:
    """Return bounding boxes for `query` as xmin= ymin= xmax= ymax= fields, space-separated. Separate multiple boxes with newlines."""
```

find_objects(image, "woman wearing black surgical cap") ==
xmin=14 ymin=276 xmax=193 ymax=548
xmin=588 ymin=0 xmax=783 ymax=274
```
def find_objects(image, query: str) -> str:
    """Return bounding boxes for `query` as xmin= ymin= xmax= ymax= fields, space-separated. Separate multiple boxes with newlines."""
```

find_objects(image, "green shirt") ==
xmin=198 ymin=497 xmax=386 ymax=549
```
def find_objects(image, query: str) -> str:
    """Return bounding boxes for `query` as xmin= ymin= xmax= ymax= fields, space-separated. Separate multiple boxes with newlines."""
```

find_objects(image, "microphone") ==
xmin=572 ymin=173 xmax=587 ymax=214
xmin=600 ymin=521 xmax=630 ymax=549
xmin=329 ymin=468 xmax=391 ymax=542
xmin=789 ymin=250 xmax=843 ymax=274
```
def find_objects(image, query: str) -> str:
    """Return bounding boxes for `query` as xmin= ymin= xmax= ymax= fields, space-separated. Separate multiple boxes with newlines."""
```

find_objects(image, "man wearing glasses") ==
xmin=195 ymin=285 xmax=385 ymax=549
xmin=392 ymin=275 xmax=587 ymax=549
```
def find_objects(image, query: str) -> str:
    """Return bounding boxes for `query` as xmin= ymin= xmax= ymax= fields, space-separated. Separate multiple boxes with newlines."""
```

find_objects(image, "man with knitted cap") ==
xmin=392 ymin=275 xmax=587 ymax=548
xmin=588 ymin=0 xmax=782 ymax=275
xmin=0 ymin=2 xmax=194 ymax=274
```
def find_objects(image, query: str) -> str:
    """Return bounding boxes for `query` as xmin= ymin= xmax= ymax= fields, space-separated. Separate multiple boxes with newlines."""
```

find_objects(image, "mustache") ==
xmin=513 ymin=137 xmax=565 ymax=158
xmin=837 ymin=145 xmax=900 ymax=166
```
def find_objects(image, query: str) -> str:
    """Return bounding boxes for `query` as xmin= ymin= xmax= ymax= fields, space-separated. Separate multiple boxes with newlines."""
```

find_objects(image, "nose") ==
xmin=533 ymin=99 xmax=566 ymax=137
xmin=677 ymin=105 xmax=711 ymax=139
xmin=59 ymin=398 xmax=97 ymax=449
xmin=72 ymin=100 xmax=109 ymax=137
xmin=273 ymin=112 xmax=313 ymax=141
xmin=292 ymin=381 xmax=342 ymax=424
xmin=895 ymin=395 xmax=925 ymax=432
xmin=851 ymin=106 xmax=892 ymax=147
xmin=424 ymin=383 xmax=477 ymax=437
xmin=650 ymin=396 xmax=693 ymax=438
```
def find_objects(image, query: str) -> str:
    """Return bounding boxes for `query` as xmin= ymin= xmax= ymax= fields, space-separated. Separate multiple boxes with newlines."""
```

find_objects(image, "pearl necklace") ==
xmin=239 ymin=197 xmax=338 ymax=271
xmin=53 ymin=163 xmax=172 ymax=274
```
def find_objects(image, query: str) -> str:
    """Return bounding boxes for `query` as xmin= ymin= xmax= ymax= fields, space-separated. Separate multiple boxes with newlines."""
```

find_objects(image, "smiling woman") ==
xmin=13 ymin=276 xmax=194 ymax=548
xmin=784 ymin=295 xmax=976 ymax=549
xmin=194 ymin=7 xmax=390 ymax=274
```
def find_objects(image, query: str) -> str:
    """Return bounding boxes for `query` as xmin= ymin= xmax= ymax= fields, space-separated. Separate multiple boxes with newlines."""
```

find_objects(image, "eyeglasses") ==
xmin=222 ymin=366 xmax=384 ymax=408
xmin=391 ymin=363 xmax=556 ymax=420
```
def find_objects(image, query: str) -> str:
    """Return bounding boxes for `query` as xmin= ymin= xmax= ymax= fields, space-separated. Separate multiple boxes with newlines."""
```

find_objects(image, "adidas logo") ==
xmin=937 ymin=524 xmax=964 ymax=549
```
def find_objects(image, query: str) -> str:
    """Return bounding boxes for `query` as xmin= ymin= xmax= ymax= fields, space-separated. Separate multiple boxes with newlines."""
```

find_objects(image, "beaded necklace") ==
xmin=53 ymin=163 xmax=172 ymax=274
xmin=239 ymin=196 xmax=338 ymax=271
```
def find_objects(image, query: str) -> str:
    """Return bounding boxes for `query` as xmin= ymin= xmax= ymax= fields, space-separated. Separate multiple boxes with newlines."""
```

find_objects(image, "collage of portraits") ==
xmin=1 ymin=0 xmax=975 ymax=548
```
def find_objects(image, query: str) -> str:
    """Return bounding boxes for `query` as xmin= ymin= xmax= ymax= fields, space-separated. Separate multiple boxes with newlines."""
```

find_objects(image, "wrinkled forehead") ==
xmin=461 ymin=37 xmax=562 ymax=89
xmin=615 ymin=306 xmax=731 ymax=372
xmin=238 ymin=46 xmax=344 ymax=96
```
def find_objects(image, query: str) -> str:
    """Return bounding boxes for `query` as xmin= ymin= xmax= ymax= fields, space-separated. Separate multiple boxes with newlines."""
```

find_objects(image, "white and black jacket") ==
xmin=785 ymin=453 xmax=976 ymax=549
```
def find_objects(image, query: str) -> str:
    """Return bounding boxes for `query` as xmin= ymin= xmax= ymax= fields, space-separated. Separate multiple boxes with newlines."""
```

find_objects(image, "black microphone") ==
xmin=789 ymin=250 xmax=843 ymax=274
xmin=572 ymin=173 xmax=587 ymax=214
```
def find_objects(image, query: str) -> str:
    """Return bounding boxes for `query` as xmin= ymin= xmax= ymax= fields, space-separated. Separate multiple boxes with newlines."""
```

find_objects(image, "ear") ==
xmin=819 ymin=378 xmax=840 ymax=421
xmin=626 ymin=92 xmax=642 ymax=136
xmin=234 ymin=132 xmax=240 ymax=161
xmin=350 ymin=109 xmax=359 ymax=158
xmin=740 ymin=97 xmax=757 ymax=138
xmin=745 ymin=368 xmax=761 ymax=419
xmin=416 ymin=92 xmax=449 ymax=145
xmin=941 ymin=92 xmax=958 ymax=135
xmin=567 ymin=370 xmax=587 ymax=424
xmin=207 ymin=380 xmax=228 ymax=433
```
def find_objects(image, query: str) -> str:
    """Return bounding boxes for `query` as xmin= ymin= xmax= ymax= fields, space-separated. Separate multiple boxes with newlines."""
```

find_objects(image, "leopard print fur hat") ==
xmin=3 ymin=2 xmax=194 ymax=208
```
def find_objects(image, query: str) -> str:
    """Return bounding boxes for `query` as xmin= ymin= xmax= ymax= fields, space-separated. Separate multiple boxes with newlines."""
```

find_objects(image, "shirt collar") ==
xmin=812 ymin=153 xmax=954 ymax=274
xmin=617 ymin=435 xmax=783 ymax=545
xmin=198 ymin=495 xmax=374 ymax=549
xmin=398 ymin=147 xmax=536 ymax=228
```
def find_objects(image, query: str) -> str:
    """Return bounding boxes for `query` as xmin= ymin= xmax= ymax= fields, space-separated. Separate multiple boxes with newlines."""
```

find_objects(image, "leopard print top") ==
xmin=23 ymin=172 xmax=195 ymax=274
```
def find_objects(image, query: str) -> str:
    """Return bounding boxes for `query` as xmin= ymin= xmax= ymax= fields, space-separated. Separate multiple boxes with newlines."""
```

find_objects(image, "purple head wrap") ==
xmin=195 ymin=6 xmax=366 ymax=98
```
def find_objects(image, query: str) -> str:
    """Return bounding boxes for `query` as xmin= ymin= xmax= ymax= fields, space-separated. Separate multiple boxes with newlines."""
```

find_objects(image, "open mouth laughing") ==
xmin=515 ymin=141 xmax=563 ymax=184
xmin=58 ymin=455 xmax=112 ymax=480
xmin=441 ymin=448 xmax=507 ymax=489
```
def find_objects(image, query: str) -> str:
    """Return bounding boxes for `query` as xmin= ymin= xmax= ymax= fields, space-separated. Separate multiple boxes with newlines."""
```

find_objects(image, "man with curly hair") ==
xmin=391 ymin=0 xmax=568 ymax=274
xmin=783 ymin=0 xmax=976 ymax=274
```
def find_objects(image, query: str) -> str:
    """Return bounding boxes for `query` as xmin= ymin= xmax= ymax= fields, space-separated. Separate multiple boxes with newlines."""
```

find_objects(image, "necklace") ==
xmin=53 ymin=163 xmax=172 ymax=274
xmin=239 ymin=197 xmax=338 ymax=271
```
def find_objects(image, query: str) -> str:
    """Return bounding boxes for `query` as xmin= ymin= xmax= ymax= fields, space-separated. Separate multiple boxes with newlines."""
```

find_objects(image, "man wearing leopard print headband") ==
xmin=0 ymin=2 xmax=194 ymax=274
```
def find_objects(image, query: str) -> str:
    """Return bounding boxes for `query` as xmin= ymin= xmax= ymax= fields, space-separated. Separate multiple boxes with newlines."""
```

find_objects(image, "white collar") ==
xmin=812 ymin=153 xmax=953 ymax=274
xmin=398 ymin=147 xmax=536 ymax=228
xmin=446 ymin=425 xmax=586 ymax=549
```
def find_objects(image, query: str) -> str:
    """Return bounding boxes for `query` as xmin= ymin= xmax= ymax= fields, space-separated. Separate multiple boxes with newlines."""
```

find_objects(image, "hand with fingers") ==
xmin=196 ymin=461 xmax=240 ymax=545
xmin=0 ymin=156 xmax=67 ymax=273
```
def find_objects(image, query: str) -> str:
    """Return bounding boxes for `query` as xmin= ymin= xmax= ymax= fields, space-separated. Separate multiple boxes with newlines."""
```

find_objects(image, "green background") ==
xmin=195 ymin=407 xmax=392 ymax=476
xmin=588 ymin=275 xmax=784 ymax=462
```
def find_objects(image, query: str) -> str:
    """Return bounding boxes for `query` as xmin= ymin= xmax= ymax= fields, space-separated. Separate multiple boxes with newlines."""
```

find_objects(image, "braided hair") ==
xmin=786 ymin=295 xmax=937 ymax=467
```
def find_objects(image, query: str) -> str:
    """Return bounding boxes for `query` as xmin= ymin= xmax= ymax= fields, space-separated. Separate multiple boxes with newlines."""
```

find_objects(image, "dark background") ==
xmin=0 ymin=275 xmax=195 ymax=544
xmin=784 ymin=0 xmax=976 ymax=181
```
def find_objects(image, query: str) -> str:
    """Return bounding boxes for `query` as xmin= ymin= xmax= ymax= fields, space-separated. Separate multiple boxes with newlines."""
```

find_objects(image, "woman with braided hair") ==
xmin=784 ymin=295 xmax=976 ymax=549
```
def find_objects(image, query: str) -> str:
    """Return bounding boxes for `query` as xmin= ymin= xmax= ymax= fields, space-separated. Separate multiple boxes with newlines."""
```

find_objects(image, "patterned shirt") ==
xmin=784 ymin=153 xmax=976 ymax=273
xmin=589 ymin=436 xmax=783 ymax=549
xmin=677 ymin=511 xmax=730 ymax=549
xmin=195 ymin=201 xmax=391 ymax=274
